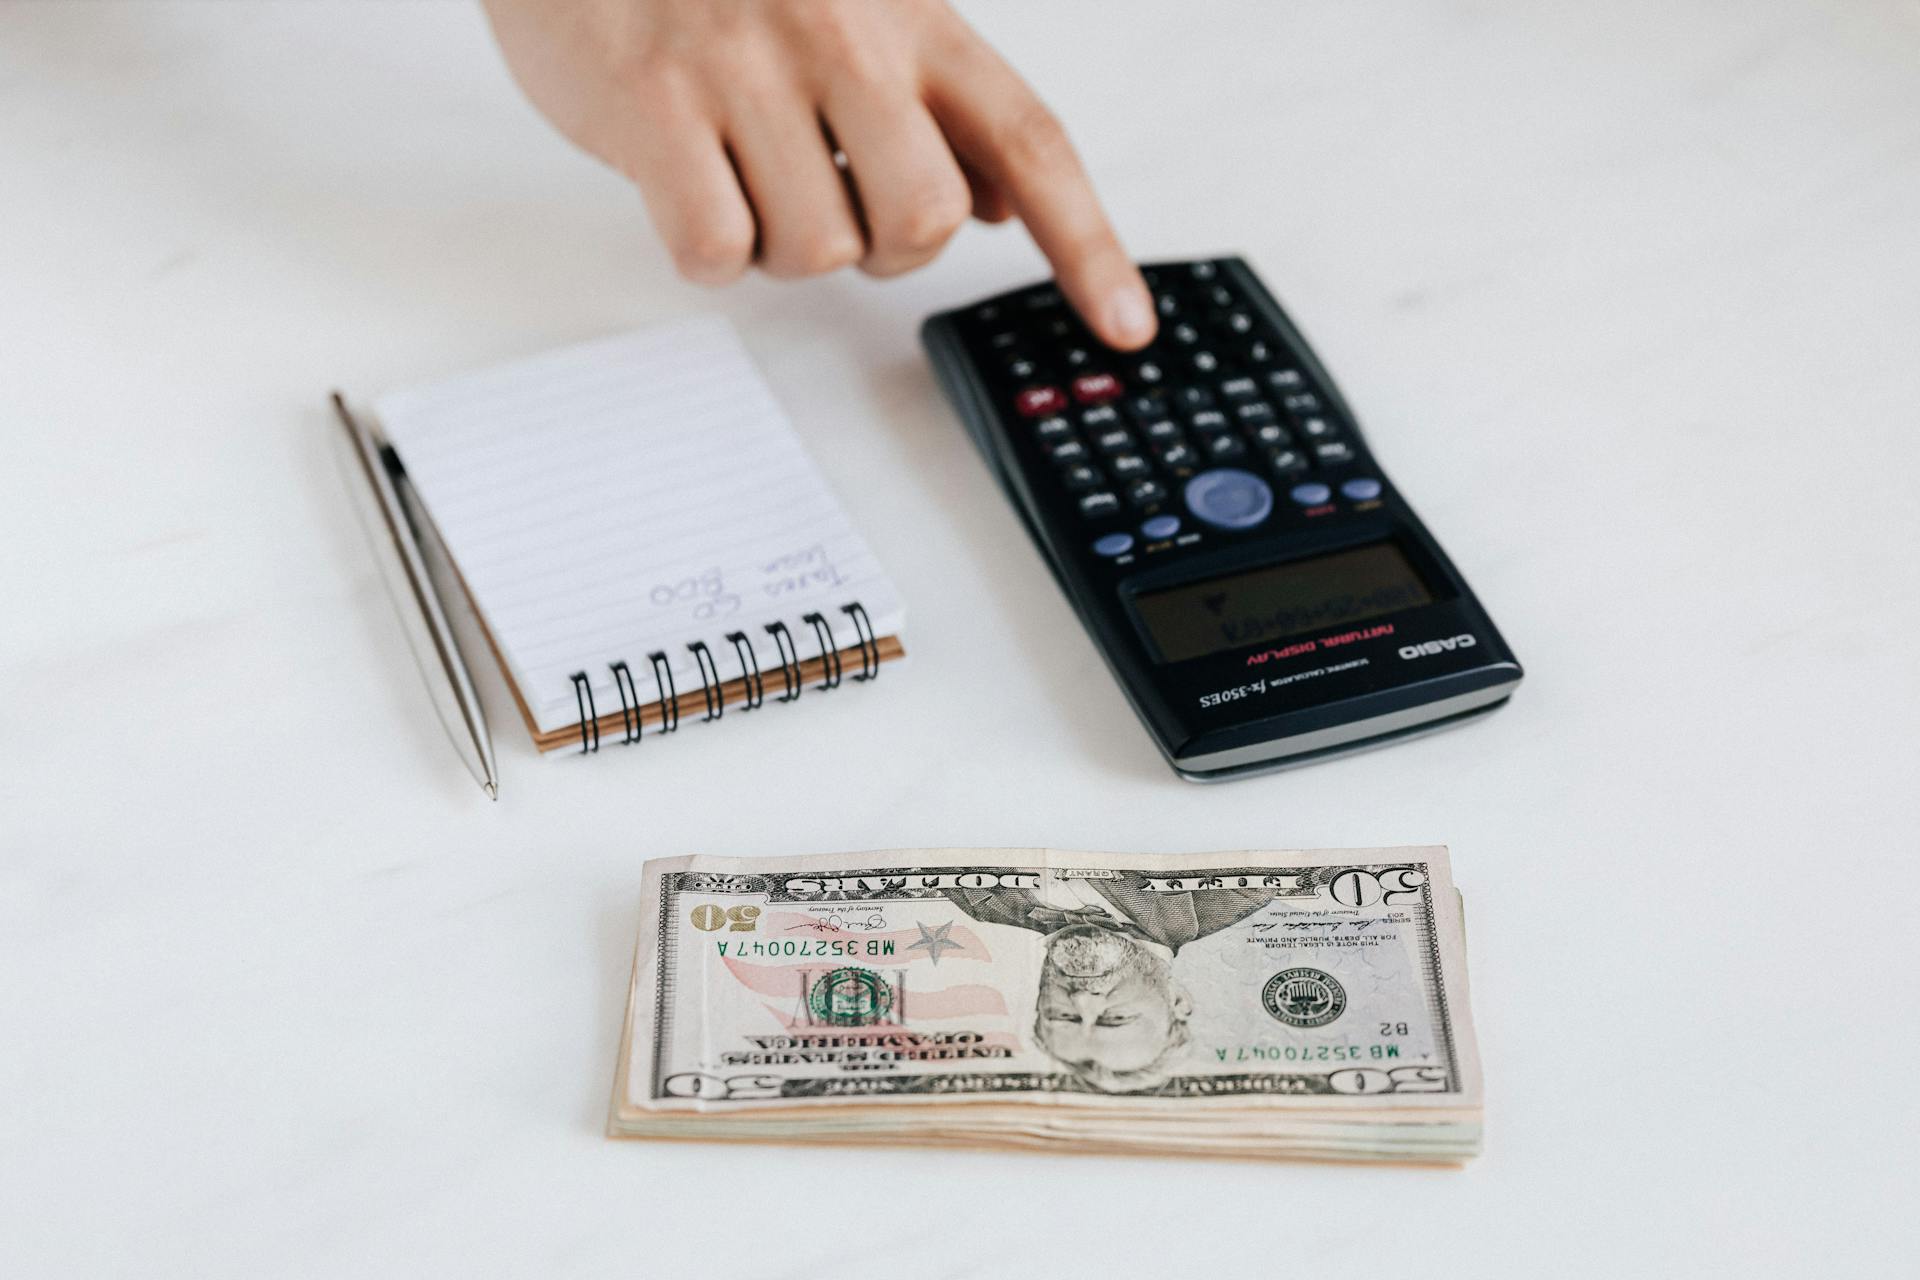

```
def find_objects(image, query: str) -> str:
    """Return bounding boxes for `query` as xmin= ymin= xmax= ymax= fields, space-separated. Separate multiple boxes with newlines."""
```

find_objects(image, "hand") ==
xmin=481 ymin=0 xmax=1157 ymax=349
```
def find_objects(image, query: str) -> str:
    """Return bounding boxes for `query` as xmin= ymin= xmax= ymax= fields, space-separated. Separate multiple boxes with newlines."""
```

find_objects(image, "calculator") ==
xmin=921 ymin=256 xmax=1523 ymax=780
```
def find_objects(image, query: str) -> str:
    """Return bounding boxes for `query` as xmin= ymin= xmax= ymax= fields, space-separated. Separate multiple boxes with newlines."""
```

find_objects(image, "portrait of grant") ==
xmin=940 ymin=877 xmax=1279 ymax=1092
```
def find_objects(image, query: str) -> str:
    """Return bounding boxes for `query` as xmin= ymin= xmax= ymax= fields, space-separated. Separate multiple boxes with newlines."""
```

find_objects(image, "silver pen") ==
xmin=330 ymin=391 xmax=499 ymax=799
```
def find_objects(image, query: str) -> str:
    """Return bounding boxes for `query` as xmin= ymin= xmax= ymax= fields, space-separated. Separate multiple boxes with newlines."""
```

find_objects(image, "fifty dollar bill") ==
xmin=612 ymin=847 xmax=1482 ymax=1162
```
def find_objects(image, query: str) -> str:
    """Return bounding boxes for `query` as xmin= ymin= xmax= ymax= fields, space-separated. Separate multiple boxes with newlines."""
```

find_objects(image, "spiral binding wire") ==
xmin=842 ymin=601 xmax=879 ymax=681
xmin=765 ymin=621 xmax=802 ymax=703
xmin=568 ymin=600 xmax=876 ymax=753
xmin=687 ymin=641 xmax=723 ymax=722
xmin=801 ymin=612 xmax=842 ymax=690
xmin=648 ymin=651 xmax=679 ymax=736
xmin=725 ymin=631 xmax=764 ymax=710
xmin=569 ymin=672 xmax=599 ymax=754
xmin=610 ymin=660 xmax=642 ymax=744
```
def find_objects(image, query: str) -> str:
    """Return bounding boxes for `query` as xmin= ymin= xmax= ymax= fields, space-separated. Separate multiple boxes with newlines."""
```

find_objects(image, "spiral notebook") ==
xmin=371 ymin=318 xmax=904 ymax=755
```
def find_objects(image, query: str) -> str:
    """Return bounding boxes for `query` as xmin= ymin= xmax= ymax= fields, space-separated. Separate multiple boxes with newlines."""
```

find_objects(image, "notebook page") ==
xmin=374 ymin=319 xmax=903 ymax=736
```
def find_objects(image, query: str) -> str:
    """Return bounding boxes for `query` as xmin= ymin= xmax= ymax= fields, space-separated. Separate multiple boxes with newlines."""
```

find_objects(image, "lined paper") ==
xmin=374 ymin=319 xmax=903 ymax=735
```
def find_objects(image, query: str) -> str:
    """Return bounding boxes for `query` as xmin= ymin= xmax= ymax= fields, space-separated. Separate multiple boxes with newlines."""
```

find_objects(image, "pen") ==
xmin=330 ymin=391 xmax=499 ymax=799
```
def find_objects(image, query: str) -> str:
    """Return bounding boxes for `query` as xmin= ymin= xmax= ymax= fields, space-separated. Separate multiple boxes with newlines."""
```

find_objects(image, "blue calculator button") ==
xmin=1093 ymin=532 xmax=1135 ymax=558
xmin=1141 ymin=514 xmax=1182 ymax=540
xmin=1184 ymin=468 xmax=1274 ymax=530
xmin=1289 ymin=481 xmax=1333 ymax=506
xmin=1340 ymin=477 xmax=1383 ymax=501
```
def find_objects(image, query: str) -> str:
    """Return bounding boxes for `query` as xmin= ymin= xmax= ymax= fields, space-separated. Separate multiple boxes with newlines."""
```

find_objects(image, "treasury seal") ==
xmin=1262 ymin=968 xmax=1347 ymax=1028
xmin=808 ymin=966 xmax=893 ymax=1027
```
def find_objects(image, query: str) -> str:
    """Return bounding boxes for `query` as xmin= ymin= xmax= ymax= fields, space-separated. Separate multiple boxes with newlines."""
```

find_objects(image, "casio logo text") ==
xmin=1398 ymin=634 xmax=1477 ymax=660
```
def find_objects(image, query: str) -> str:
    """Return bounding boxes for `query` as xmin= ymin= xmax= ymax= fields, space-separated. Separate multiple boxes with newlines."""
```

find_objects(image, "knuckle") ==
xmin=807 ymin=231 xmax=865 ymax=275
xmin=613 ymin=45 xmax=678 ymax=98
xmin=993 ymin=102 xmax=1070 ymax=169
xmin=1050 ymin=225 xmax=1115 ymax=275
xmin=766 ymin=230 xmax=862 ymax=278
xmin=672 ymin=223 xmax=754 ymax=282
xmin=787 ymin=0 xmax=909 ymax=95
xmin=791 ymin=0 xmax=869 ymax=52
xmin=884 ymin=183 xmax=969 ymax=255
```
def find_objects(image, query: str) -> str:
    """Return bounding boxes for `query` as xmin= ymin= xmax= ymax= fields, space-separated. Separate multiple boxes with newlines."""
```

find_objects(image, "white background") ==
xmin=3 ymin=2 xmax=1917 ymax=1275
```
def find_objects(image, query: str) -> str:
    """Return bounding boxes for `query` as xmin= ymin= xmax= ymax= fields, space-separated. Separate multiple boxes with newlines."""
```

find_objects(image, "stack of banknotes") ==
xmin=612 ymin=846 xmax=1482 ymax=1164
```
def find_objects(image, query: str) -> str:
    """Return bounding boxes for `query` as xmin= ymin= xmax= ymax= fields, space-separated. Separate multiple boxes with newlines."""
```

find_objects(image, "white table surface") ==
xmin=4 ymin=2 xmax=1917 ymax=1275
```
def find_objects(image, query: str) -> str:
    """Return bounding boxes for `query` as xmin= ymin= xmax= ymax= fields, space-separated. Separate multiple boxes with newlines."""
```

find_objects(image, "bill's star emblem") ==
xmin=907 ymin=920 xmax=962 ymax=965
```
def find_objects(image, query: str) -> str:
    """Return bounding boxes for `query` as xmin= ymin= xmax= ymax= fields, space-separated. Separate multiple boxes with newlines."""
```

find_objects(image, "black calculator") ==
xmin=922 ymin=256 xmax=1523 ymax=780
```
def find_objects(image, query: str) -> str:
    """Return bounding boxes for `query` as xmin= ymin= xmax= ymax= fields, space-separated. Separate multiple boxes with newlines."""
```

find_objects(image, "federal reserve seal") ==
xmin=1261 ymin=968 xmax=1347 ymax=1028
xmin=807 ymin=966 xmax=893 ymax=1027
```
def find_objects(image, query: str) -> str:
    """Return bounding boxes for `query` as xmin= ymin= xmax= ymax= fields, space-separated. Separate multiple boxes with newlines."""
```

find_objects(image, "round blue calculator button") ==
xmin=1340 ymin=477 xmax=1383 ymax=501
xmin=1184 ymin=468 xmax=1273 ymax=530
xmin=1141 ymin=514 xmax=1182 ymax=540
xmin=1290 ymin=481 xmax=1333 ymax=506
xmin=1093 ymin=532 xmax=1135 ymax=557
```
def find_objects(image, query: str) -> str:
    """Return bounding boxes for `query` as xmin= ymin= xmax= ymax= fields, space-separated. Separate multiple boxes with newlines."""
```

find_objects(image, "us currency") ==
xmin=611 ymin=847 xmax=1482 ymax=1162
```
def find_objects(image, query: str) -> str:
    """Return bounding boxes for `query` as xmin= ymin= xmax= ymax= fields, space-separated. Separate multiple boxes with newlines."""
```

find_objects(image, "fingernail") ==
xmin=1106 ymin=286 xmax=1156 ymax=348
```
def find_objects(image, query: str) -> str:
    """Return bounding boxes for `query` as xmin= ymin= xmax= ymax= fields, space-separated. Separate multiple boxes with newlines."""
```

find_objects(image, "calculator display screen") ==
xmin=1131 ymin=543 xmax=1436 ymax=663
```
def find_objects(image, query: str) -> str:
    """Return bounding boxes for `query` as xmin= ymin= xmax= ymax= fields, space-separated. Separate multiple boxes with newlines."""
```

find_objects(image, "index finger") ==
xmin=924 ymin=39 xmax=1156 ymax=350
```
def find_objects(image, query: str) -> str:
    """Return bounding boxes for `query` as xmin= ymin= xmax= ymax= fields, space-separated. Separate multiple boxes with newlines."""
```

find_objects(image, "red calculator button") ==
xmin=1073 ymin=372 xmax=1123 ymax=404
xmin=1015 ymin=385 xmax=1068 ymax=417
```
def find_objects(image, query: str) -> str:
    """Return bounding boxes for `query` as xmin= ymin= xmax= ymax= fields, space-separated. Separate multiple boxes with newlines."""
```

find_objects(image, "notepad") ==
xmin=372 ymin=318 xmax=904 ymax=754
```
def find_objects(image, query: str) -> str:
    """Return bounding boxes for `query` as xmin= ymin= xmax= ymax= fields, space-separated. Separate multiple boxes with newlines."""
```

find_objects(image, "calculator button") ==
xmin=1290 ymin=482 xmax=1332 ymax=506
xmin=1191 ymin=351 xmax=1220 ymax=374
xmin=1296 ymin=416 xmax=1339 ymax=441
xmin=1175 ymin=386 xmax=1215 ymax=411
xmin=1267 ymin=448 xmax=1309 ymax=476
xmin=1219 ymin=376 xmax=1259 ymax=401
xmin=1282 ymin=392 xmax=1324 ymax=415
xmin=1156 ymin=442 xmax=1199 ymax=469
xmin=1140 ymin=417 xmax=1182 ymax=442
xmin=1127 ymin=479 xmax=1168 ymax=508
xmin=1184 ymin=468 xmax=1274 ymax=530
xmin=1191 ymin=261 xmax=1217 ymax=280
xmin=1064 ymin=347 xmax=1092 ymax=368
xmin=989 ymin=330 xmax=1020 ymax=350
xmin=1110 ymin=453 xmax=1152 ymax=477
xmin=1093 ymin=428 xmax=1136 ymax=454
xmin=1007 ymin=357 xmax=1038 ymax=379
xmin=1248 ymin=422 xmax=1292 ymax=447
xmin=1246 ymin=340 xmax=1273 ymax=364
xmin=1079 ymin=491 xmax=1122 ymax=518
xmin=1033 ymin=416 xmax=1072 ymax=442
xmin=1189 ymin=409 xmax=1229 ymax=434
xmin=1049 ymin=439 xmax=1090 ymax=463
xmin=1225 ymin=311 xmax=1255 ymax=335
xmin=1172 ymin=323 xmax=1201 ymax=345
xmin=1060 ymin=464 xmax=1104 ymax=491
xmin=1155 ymin=292 xmax=1180 ymax=317
xmin=1134 ymin=361 xmax=1164 ymax=385
xmin=1081 ymin=405 xmax=1122 ymax=429
xmin=1266 ymin=368 xmax=1307 ymax=392
xmin=1203 ymin=434 xmax=1249 ymax=462
xmin=1315 ymin=441 xmax=1357 ymax=465
xmin=1016 ymin=385 xmax=1068 ymax=417
xmin=1236 ymin=400 xmax=1278 ymax=424
xmin=975 ymin=303 xmax=1003 ymax=324
xmin=1208 ymin=285 xmax=1236 ymax=308
xmin=1141 ymin=514 xmax=1182 ymax=540
xmin=1092 ymin=531 xmax=1134 ymax=557
xmin=1341 ymin=477 xmax=1383 ymax=501
xmin=1073 ymin=372 xmax=1123 ymax=404
xmin=1024 ymin=287 xmax=1063 ymax=310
